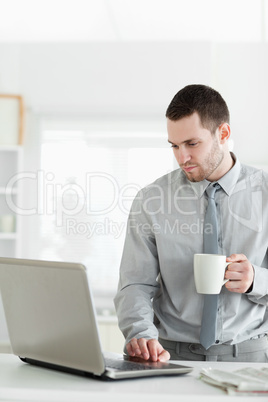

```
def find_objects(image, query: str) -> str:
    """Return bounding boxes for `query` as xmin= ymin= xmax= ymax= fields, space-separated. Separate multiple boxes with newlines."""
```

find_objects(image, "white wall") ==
xmin=0 ymin=42 xmax=211 ymax=116
xmin=212 ymin=43 xmax=268 ymax=165
xmin=1 ymin=42 xmax=268 ymax=164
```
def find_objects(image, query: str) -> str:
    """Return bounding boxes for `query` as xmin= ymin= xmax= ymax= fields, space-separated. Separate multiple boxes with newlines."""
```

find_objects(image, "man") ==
xmin=114 ymin=84 xmax=268 ymax=362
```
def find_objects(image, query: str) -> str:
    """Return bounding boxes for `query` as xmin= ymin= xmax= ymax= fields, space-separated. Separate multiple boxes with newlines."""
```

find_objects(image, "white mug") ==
xmin=194 ymin=254 xmax=230 ymax=294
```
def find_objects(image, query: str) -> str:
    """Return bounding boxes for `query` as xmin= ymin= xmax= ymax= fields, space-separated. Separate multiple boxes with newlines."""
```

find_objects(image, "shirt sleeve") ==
xmin=114 ymin=190 xmax=160 ymax=346
xmin=247 ymin=249 xmax=268 ymax=305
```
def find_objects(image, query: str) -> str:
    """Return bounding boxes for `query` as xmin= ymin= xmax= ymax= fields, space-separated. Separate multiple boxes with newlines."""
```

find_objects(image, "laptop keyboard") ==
xmin=105 ymin=357 xmax=156 ymax=371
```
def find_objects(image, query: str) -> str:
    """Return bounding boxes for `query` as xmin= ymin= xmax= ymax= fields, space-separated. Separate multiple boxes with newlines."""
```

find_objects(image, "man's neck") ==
xmin=207 ymin=151 xmax=234 ymax=182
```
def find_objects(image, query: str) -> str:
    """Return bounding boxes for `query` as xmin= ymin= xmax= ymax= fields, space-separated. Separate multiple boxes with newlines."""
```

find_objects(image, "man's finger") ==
xmin=227 ymin=253 xmax=247 ymax=262
xmin=126 ymin=338 xmax=141 ymax=357
xmin=147 ymin=339 xmax=160 ymax=362
xmin=147 ymin=339 xmax=170 ymax=362
xmin=137 ymin=338 xmax=150 ymax=360
xmin=158 ymin=349 xmax=170 ymax=362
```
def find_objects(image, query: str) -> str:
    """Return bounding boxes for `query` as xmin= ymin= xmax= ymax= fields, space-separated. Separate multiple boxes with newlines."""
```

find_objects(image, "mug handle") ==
xmin=223 ymin=262 xmax=232 ymax=285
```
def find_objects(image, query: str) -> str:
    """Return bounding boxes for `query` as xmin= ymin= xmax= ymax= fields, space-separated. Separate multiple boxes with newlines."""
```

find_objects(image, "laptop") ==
xmin=0 ymin=257 xmax=192 ymax=380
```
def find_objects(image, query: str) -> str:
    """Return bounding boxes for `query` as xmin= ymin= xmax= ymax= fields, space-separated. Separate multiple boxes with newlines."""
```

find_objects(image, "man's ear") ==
xmin=218 ymin=123 xmax=231 ymax=144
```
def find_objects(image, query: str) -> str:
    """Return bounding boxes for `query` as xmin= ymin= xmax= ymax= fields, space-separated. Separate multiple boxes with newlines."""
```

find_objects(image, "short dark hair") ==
xmin=165 ymin=84 xmax=230 ymax=134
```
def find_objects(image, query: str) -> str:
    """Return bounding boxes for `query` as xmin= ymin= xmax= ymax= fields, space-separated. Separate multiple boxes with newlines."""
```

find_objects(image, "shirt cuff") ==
xmin=247 ymin=265 xmax=268 ymax=298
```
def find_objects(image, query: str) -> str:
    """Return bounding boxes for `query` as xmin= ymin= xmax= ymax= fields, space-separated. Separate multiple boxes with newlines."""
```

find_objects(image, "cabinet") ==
xmin=0 ymin=146 xmax=23 ymax=258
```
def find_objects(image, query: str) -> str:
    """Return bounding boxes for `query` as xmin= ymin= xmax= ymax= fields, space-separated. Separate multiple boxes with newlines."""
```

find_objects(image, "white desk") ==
xmin=0 ymin=354 xmax=267 ymax=402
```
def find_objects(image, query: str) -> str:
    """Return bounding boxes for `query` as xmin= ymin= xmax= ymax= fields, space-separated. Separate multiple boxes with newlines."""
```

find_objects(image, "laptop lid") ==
xmin=0 ymin=257 xmax=192 ymax=380
xmin=0 ymin=257 xmax=106 ymax=376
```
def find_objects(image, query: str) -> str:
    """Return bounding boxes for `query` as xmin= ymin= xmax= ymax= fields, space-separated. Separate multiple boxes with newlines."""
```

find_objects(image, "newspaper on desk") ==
xmin=200 ymin=367 xmax=268 ymax=396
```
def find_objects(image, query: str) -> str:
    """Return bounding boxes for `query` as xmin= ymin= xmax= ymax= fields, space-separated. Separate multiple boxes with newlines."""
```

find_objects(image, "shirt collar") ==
xmin=217 ymin=153 xmax=241 ymax=196
xmin=188 ymin=153 xmax=241 ymax=198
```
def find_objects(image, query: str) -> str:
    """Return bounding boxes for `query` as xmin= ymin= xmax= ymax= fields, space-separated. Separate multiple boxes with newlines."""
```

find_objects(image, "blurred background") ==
xmin=0 ymin=0 xmax=268 ymax=351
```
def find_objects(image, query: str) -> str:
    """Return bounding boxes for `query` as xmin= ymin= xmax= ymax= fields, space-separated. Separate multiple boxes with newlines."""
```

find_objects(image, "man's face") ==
xmin=167 ymin=112 xmax=224 ymax=182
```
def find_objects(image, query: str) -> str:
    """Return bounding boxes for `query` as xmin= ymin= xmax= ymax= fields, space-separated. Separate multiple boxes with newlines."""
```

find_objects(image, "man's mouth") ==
xmin=182 ymin=166 xmax=197 ymax=173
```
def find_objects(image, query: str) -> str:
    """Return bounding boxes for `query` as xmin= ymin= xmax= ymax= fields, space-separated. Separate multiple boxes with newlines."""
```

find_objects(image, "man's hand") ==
xmin=126 ymin=338 xmax=170 ymax=362
xmin=225 ymin=254 xmax=254 ymax=293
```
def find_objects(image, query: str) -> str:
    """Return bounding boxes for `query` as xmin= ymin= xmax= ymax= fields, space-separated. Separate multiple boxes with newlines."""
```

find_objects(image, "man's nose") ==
xmin=177 ymin=148 xmax=191 ymax=165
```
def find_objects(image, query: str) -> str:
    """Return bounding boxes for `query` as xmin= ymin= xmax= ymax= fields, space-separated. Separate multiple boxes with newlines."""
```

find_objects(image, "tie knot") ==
xmin=206 ymin=183 xmax=220 ymax=199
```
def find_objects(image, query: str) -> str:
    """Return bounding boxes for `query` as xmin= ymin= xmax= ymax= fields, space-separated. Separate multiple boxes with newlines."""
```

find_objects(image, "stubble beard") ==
xmin=183 ymin=139 xmax=224 ymax=183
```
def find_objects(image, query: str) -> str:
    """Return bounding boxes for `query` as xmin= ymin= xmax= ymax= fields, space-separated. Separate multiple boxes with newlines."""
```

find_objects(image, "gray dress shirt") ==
xmin=114 ymin=154 xmax=268 ymax=346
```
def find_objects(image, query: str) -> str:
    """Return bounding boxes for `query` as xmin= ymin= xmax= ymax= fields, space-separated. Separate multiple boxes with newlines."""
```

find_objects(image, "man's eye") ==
xmin=170 ymin=144 xmax=178 ymax=148
xmin=189 ymin=142 xmax=198 ymax=146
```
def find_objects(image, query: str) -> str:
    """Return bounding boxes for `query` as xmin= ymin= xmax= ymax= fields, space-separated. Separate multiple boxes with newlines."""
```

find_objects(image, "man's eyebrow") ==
xmin=167 ymin=138 xmax=198 ymax=146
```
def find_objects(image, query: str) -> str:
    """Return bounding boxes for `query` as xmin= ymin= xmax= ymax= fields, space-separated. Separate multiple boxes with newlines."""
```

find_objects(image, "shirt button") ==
xmin=215 ymin=340 xmax=220 ymax=344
